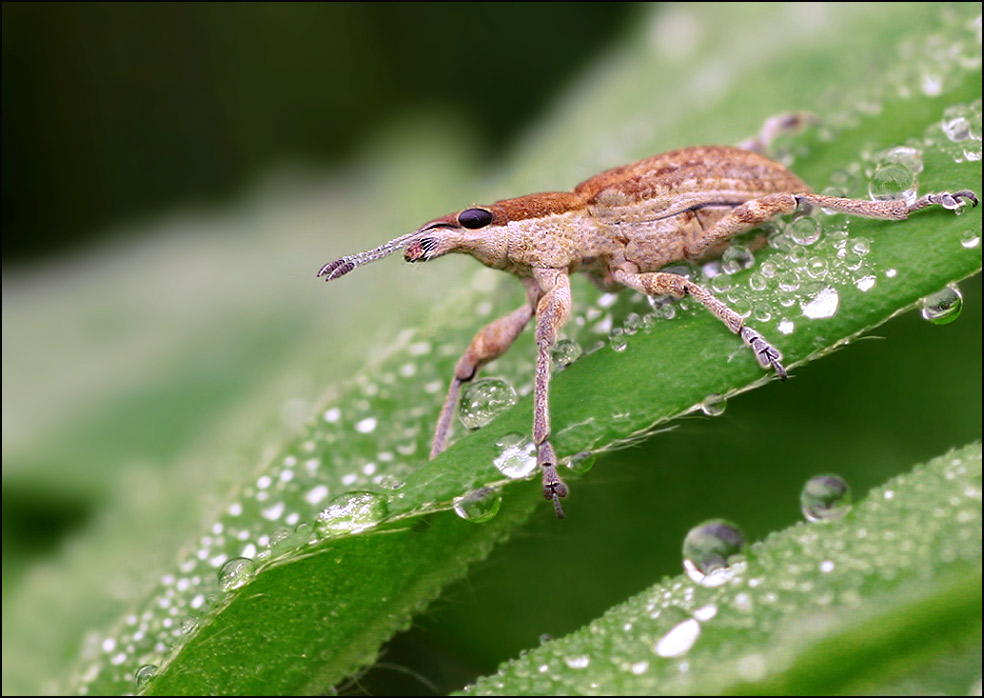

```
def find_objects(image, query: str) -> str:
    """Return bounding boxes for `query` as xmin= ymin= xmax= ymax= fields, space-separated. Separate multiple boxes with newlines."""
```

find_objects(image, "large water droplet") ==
xmin=700 ymin=394 xmax=727 ymax=417
xmin=682 ymin=519 xmax=747 ymax=587
xmin=552 ymin=338 xmax=584 ymax=369
xmin=218 ymin=557 xmax=256 ymax=592
xmin=493 ymin=433 xmax=537 ymax=479
xmin=453 ymin=487 xmax=502 ymax=523
xmin=315 ymin=491 xmax=389 ymax=537
xmin=868 ymin=162 xmax=917 ymax=205
xmin=722 ymin=245 xmax=755 ymax=274
xmin=800 ymin=474 xmax=853 ymax=523
xmin=459 ymin=378 xmax=517 ymax=429
xmin=609 ymin=327 xmax=628 ymax=352
xmin=919 ymin=285 xmax=963 ymax=325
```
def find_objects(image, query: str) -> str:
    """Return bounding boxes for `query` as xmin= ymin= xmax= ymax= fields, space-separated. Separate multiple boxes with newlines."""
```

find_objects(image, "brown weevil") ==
xmin=318 ymin=116 xmax=978 ymax=518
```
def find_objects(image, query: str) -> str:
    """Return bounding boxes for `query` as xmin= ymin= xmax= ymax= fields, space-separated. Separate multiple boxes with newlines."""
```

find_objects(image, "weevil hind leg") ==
xmin=430 ymin=301 xmax=535 ymax=459
xmin=612 ymin=267 xmax=787 ymax=380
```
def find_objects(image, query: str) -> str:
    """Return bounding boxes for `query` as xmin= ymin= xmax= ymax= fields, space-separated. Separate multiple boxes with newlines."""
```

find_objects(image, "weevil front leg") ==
xmin=531 ymin=268 xmax=573 ymax=518
xmin=431 ymin=300 xmax=535 ymax=459
xmin=613 ymin=267 xmax=787 ymax=379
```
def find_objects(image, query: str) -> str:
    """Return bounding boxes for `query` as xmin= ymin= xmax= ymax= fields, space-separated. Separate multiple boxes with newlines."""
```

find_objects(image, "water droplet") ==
xmin=566 ymin=451 xmax=596 ymax=474
xmin=453 ymin=487 xmax=502 ymax=523
xmin=564 ymin=655 xmax=590 ymax=669
xmin=218 ymin=557 xmax=256 ymax=592
xmin=552 ymin=339 xmax=584 ymax=369
xmin=789 ymin=217 xmax=822 ymax=245
xmin=722 ymin=245 xmax=755 ymax=274
xmin=458 ymin=378 xmax=518 ymax=429
xmin=493 ymin=433 xmax=537 ymax=479
xmin=700 ymin=394 xmax=727 ymax=417
xmin=878 ymin=145 xmax=924 ymax=174
xmin=682 ymin=519 xmax=747 ymax=587
xmin=960 ymin=232 xmax=981 ymax=249
xmin=180 ymin=615 xmax=199 ymax=634
xmin=868 ymin=162 xmax=917 ymax=205
xmin=654 ymin=618 xmax=701 ymax=658
xmin=135 ymin=664 xmax=158 ymax=688
xmin=942 ymin=104 xmax=973 ymax=141
xmin=315 ymin=491 xmax=389 ymax=537
xmin=609 ymin=327 xmax=628 ymax=352
xmin=920 ymin=285 xmax=963 ymax=325
xmin=800 ymin=474 xmax=853 ymax=523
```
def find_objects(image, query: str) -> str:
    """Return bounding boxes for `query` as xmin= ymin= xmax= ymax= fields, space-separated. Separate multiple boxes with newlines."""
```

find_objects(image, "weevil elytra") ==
xmin=318 ymin=116 xmax=977 ymax=518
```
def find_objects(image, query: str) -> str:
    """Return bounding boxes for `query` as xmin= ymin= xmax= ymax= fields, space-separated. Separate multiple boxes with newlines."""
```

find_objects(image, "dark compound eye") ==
xmin=458 ymin=207 xmax=494 ymax=229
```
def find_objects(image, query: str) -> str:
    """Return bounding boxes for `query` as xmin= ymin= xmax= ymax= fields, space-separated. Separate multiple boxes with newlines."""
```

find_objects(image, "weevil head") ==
xmin=318 ymin=192 xmax=583 ymax=281
xmin=405 ymin=192 xmax=584 ymax=268
xmin=404 ymin=205 xmax=505 ymax=266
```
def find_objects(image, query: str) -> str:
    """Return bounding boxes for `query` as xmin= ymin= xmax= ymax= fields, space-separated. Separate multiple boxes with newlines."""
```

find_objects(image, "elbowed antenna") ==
xmin=317 ymin=231 xmax=420 ymax=281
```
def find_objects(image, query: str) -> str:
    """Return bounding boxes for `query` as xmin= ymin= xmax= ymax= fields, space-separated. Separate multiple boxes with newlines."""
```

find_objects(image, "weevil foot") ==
xmin=740 ymin=326 xmax=787 ymax=381
xmin=538 ymin=442 xmax=569 ymax=519
xmin=936 ymin=190 xmax=979 ymax=211
xmin=542 ymin=466 xmax=569 ymax=520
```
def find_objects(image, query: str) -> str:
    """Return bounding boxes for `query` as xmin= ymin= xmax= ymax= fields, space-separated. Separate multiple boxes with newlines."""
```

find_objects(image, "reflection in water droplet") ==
xmin=800 ymin=286 xmax=840 ymax=319
xmin=654 ymin=618 xmax=701 ymax=658
xmin=218 ymin=558 xmax=256 ymax=592
xmin=800 ymin=474 xmax=853 ymax=522
xmin=552 ymin=338 xmax=584 ymax=369
xmin=458 ymin=378 xmax=518 ymax=429
xmin=700 ymin=394 xmax=727 ymax=417
xmin=961 ymin=232 xmax=981 ymax=249
xmin=315 ymin=491 xmax=389 ymax=537
xmin=868 ymin=162 xmax=917 ymax=205
xmin=920 ymin=285 xmax=963 ymax=325
xmin=493 ymin=433 xmax=538 ymax=479
xmin=682 ymin=519 xmax=748 ymax=587
xmin=135 ymin=664 xmax=158 ymax=688
xmin=453 ymin=487 xmax=502 ymax=523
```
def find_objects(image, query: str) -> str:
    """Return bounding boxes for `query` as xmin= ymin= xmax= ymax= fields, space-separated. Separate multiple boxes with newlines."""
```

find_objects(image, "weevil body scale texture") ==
xmin=318 ymin=116 xmax=978 ymax=518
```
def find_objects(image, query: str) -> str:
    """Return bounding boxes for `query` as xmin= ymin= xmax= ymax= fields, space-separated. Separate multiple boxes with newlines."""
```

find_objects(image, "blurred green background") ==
xmin=2 ymin=3 xmax=633 ymax=264
xmin=2 ymin=3 xmax=980 ymax=695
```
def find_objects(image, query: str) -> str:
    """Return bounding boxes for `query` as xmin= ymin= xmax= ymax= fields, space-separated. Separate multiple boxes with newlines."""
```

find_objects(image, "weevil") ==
xmin=318 ymin=116 xmax=977 ymax=518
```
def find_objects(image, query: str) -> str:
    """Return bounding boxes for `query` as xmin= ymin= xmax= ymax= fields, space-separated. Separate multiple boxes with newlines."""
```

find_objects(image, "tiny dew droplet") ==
xmin=682 ymin=519 xmax=747 ymax=587
xmin=453 ymin=487 xmax=502 ymax=523
xmin=458 ymin=378 xmax=517 ymax=429
xmin=316 ymin=491 xmax=389 ymax=537
xmin=700 ymin=394 xmax=727 ymax=417
xmin=218 ymin=557 xmax=256 ymax=592
xmin=552 ymin=338 xmax=584 ymax=369
xmin=788 ymin=216 xmax=822 ymax=245
xmin=135 ymin=664 xmax=158 ymax=688
xmin=920 ymin=285 xmax=963 ymax=325
xmin=609 ymin=327 xmax=628 ymax=352
xmin=800 ymin=474 xmax=853 ymax=523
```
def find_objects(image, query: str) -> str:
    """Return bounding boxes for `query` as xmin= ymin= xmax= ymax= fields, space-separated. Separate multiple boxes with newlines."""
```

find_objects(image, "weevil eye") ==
xmin=458 ymin=207 xmax=494 ymax=229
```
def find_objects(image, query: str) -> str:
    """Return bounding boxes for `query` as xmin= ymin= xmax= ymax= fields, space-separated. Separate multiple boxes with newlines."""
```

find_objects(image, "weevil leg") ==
xmin=738 ymin=112 xmax=818 ymax=154
xmin=612 ymin=267 xmax=787 ymax=380
xmin=531 ymin=268 xmax=573 ymax=518
xmin=430 ymin=301 xmax=534 ymax=459
xmin=794 ymin=190 xmax=979 ymax=219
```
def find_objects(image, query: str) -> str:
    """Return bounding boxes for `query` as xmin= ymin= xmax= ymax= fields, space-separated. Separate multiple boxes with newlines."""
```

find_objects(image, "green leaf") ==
xmin=3 ymin=3 xmax=980 ymax=696
xmin=460 ymin=442 xmax=983 ymax=696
